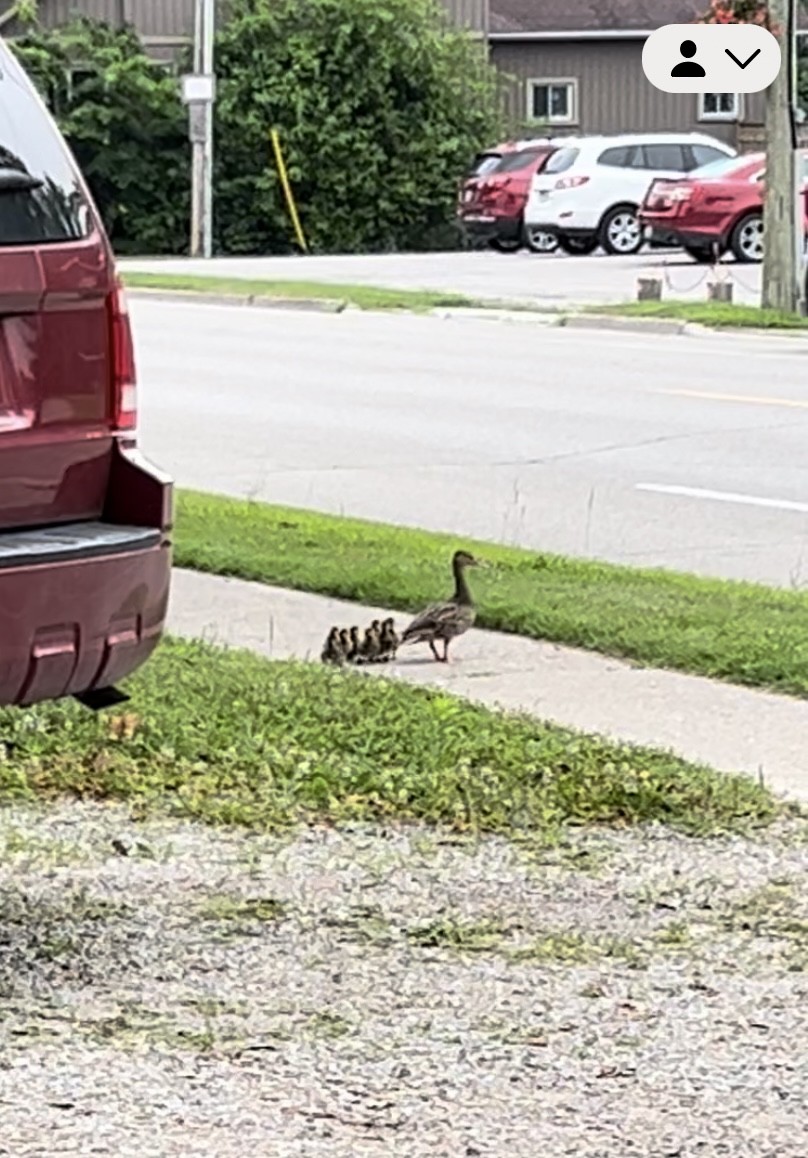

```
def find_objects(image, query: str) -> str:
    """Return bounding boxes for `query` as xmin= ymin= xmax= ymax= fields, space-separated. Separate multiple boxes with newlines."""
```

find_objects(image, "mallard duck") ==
xmin=346 ymin=626 xmax=361 ymax=663
xmin=379 ymin=617 xmax=399 ymax=662
xmin=321 ymin=626 xmax=345 ymax=665
xmin=358 ymin=622 xmax=381 ymax=664
xmin=399 ymin=550 xmax=486 ymax=663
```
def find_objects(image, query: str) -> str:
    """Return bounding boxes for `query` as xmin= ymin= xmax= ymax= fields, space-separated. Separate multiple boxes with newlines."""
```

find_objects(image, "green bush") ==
xmin=213 ymin=0 xmax=503 ymax=254
xmin=12 ymin=16 xmax=189 ymax=255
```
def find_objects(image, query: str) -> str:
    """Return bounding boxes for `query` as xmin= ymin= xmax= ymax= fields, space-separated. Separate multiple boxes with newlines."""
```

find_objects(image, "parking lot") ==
xmin=120 ymin=248 xmax=764 ymax=310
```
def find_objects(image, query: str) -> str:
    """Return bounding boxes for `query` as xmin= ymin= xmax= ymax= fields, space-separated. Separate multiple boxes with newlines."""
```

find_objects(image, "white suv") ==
xmin=524 ymin=132 xmax=737 ymax=256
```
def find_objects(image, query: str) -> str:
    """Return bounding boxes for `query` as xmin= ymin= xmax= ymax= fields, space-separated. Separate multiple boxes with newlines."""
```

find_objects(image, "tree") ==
xmin=213 ymin=0 xmax=503 ymax=254
xmin=12 ymin=16 xmax=189 ymax=254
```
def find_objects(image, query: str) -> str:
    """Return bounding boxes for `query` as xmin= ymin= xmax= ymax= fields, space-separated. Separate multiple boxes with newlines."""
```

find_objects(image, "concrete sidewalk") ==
xmin=167 ymin=568 xmax=808 ymax=802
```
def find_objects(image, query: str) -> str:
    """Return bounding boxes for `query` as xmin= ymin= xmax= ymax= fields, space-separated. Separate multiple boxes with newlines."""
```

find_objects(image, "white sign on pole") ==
xmin=181 ymin=73 xmax=216 ymax=104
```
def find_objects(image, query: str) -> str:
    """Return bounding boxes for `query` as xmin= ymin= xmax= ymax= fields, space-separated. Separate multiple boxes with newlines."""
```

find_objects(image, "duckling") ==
xmin=320 ymin=626 xmax=345 ymax=665
xmin=357 ymin=622 xmax=381 ymax=664
xmin=378 ymin=617 xmax=399 ymax=662
xmin=339 ymin=628 xmax=352 ymax=659
xmin=346 ymin=625 xmax=361 ymax=663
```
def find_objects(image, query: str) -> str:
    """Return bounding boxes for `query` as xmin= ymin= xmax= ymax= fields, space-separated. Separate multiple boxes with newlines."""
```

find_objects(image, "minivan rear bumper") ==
xmin=0 ymin=523 xmax=171 ymax=706
xmin=0 ymin=445 xmax=172 ymax=707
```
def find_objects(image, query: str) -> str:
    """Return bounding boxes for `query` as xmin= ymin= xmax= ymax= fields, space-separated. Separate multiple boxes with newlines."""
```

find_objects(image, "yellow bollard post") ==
xmin=270 ymin=128 xmax=308 ymax=253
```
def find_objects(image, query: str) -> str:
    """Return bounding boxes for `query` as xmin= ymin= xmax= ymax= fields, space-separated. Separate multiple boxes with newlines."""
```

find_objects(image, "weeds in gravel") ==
xmin=198 ymin=895 xmax=289 ymax=925
xmin=305 ymin=1011 xmax=353 ymax=1039
xmin=404 ymin=917 xmax=508 ymax=953
xmin=0 ymin=826 xmax=87 ymax=866
xmin=0 ymin=887 xmax=135 ymax=997
xmin=0 ymin=638 xmax=776 ymax=838
xmin=509 ymin=932 xmax=645 ymax=967
xmin=176 ymin=490 xmax=808 ymax=698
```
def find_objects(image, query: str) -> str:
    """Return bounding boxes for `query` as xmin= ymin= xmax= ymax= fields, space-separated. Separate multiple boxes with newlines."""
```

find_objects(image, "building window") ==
xmin=699 ymin=92 xmax=740 ymax=121
xmin=527 ymin=79 xmax=577 ymax=124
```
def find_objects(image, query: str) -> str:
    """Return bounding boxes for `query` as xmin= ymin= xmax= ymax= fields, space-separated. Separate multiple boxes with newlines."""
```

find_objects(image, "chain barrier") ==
xmin=656 ymin=258 xmax=712 ymax=294
xmin=649 ymin=254 xmax=761 ymax=296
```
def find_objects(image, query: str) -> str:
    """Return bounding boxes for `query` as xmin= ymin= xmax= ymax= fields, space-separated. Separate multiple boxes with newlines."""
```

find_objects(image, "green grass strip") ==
xmin=587 ymin=300 xmax=808 ymax=330
xmin=174 ymin=490 xmax=808 ymax=698
xmin=123 ymin=272 xmax=479 ymax=312
xmin=0 ymin=637 xmax=776 ymax=836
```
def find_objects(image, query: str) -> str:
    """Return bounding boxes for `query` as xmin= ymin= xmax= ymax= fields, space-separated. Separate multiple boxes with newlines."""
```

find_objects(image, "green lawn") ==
xmin=174 ymin=490 xmax=808 ymax=698
xmin=587 ymin=300 xmax=808 ymax=331
xmin=0 ymin=637 xmax=775 ymax=836
xmin=123 ymin=272 xmax=480 ymax=312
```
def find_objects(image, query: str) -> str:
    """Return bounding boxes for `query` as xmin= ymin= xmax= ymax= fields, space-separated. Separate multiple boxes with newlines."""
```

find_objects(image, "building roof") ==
xmin=490 ymin=0 xmax=808 ymax=35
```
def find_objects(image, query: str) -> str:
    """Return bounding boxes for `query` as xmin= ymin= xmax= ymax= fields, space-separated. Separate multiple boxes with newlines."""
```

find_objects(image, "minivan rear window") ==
xmin=493 ymin=148 xmax=549 ymax=173
xmin=0 ymin=43 xmax=91 ymax=246
xmin=469 ymin=152 xmax=503 ymax=177
xmin=543 ymin=147 xmax=579 ymax=174
xmin=691 ymin=155 xmax=754 ymax=180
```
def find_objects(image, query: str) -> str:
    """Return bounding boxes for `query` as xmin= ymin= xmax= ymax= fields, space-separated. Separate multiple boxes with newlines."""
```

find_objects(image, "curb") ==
xmin=126 ymin=287 xmax=348 ymax=313
xmin=430 ymin=306 xmax=562 ymax=325
xmin=558 ymin=313 xmax=688 ymax=336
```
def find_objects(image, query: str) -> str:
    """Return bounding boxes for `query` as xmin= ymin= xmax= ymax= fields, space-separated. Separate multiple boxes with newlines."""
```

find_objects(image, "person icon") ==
xmin=671 ymin=39 xmax=706 ymax=77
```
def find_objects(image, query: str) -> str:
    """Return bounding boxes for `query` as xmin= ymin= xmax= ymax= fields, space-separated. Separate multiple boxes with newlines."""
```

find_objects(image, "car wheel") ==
xmin=600 ymin=205 xmax=643 ymax=255
xmin=556 ymin=233 xmax=599 ymax=255
xmin=730 ymin=213 xmax=764 ymax=263
xmin=490 ymin=236 xmax=522 ymax=253
xmin=522 ymin=224 xmax=559 ymax=254
xmin=684 ymin=243 xmax=720 ymax=263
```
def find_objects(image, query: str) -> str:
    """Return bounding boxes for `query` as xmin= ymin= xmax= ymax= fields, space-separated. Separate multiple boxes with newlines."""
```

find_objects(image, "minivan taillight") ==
xmin=107 ymin=278 xmax=137 ymax=432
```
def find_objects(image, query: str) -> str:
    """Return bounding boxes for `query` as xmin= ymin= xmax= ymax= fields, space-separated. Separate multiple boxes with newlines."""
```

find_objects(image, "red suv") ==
xmin=0 ymin=38 xmax=172 ymax=708
xmin=640 ymin=151 xmax=808 ymax=263
xmin=458 ymin=144 xmax=559 ymax=253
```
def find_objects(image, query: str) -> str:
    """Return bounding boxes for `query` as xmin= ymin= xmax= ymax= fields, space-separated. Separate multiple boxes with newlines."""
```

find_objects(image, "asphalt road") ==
xmin=134 ymin=298 xmax=808 ymax=587
xmin=120 ymin=249 xmax=762 ymax=308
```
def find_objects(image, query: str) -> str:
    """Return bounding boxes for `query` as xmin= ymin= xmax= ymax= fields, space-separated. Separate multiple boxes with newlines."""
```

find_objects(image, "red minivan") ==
xmin=0 ymin=38 xmax=172 ymax=708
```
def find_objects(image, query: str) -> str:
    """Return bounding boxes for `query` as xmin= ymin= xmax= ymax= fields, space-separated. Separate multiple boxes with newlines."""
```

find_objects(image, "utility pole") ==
xmin=183 ymin=0 xmax=216 ymax=258
xmin=761 ymin=0 xmax=801 ymax=311
xmin=202 ymin=0 xmax=215 ymax=260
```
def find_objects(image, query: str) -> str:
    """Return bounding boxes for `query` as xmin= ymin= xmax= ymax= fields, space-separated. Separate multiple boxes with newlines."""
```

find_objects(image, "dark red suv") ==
xmin=458 ymin=144 xmax=559 ymax=253
xmin=0 ymin=38 xmax=172 ymax=708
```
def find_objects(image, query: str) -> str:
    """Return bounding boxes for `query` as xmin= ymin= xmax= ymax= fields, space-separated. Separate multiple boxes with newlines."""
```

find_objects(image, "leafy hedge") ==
xmin=13 ymin=17 xmax=190 ymax=255
xmin=213 ymin=0 xmax=502 ymax=254
xmin=10 ymin=0 xmax=503 ymax=255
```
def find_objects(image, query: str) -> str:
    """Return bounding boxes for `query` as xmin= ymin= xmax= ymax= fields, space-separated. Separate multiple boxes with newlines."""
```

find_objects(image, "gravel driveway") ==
xmin=1 ymin=802 xmax=806 ymax=1157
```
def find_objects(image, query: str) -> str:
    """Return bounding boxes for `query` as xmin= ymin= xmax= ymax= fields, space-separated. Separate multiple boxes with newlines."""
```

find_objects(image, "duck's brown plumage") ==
xmin=400 ymin=550 xmax=485 ymax=663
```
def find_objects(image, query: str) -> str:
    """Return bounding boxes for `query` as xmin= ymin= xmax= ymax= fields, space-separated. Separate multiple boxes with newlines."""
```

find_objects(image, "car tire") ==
xmin=684 ymin=243 xmax=720 ymax=263
xmin=490 ymin=236 xmax=522 ymax=253
xmin=522 ymin=224 xmax=559 ymax=254
xmin=556 ymin=233 xmax=599 ymax=256
xmin=599 ymin=205 xmax=644 ymax=255
xmin=729 ymin=213 xmax=764 ymax=263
